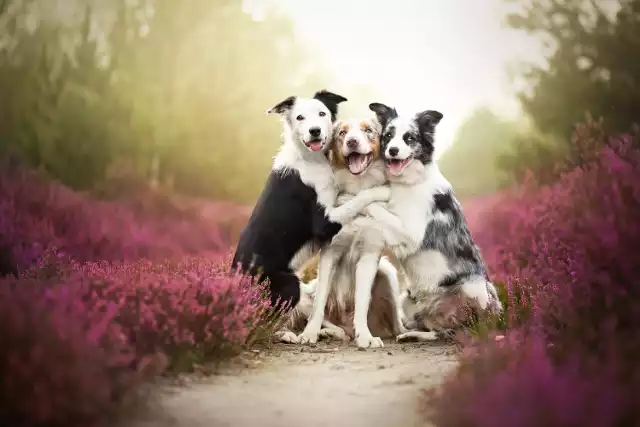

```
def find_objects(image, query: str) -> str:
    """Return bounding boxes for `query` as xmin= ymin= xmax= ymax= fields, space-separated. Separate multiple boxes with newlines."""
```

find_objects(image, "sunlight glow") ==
xmin=265 ymin=0 xmax=546 ymax=153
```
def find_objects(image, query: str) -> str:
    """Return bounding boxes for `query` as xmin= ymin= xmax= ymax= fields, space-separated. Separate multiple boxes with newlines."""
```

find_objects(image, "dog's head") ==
xmin=329 ymin=117 xmax=382 ymax=175
xmin=368 ymin=102 xmax=443 ymax=177
xmin=268 ymin=90 xmax=348 ymax=153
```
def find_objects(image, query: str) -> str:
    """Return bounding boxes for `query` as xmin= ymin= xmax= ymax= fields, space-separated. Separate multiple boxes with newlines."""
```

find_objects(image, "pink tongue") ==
xmin=387 ymin=161 xmax=405 ymax=175
xmin=348 ymin=154 xmax=365 ymax=174
xmin=309 ymin=141 xmax=323 ymax=151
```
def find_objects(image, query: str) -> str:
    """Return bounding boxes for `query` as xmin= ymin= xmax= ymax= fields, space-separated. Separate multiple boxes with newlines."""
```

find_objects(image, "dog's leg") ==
xmin=396 ymin=330 xmax=439 ymax=342
xmin=354 ymin=252 xmax=384 ymax=348
xmin=377 ymin=257 xmax=408 ymax=335
xmin=365 ymin=203 xmax=419 ymax=249
xmin=328 ymin=186 xmax=390 ymax=225
xmin=294 ymin=282 xmax=350 ymax=342
xmin=460 ymin=276 xmax=492 ymax=310
xmin=266 ymin=269 xmax=301 ymax=310
xmin=274 ymin=327 xmax=300 ymax=344
xmin=298 ymin=248 xmax=340 ymax=344
xmin=318 ymin=326 xmax=350 ymax=342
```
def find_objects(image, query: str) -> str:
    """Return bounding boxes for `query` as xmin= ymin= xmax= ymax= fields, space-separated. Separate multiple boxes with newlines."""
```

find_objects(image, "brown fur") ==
xmin=330 ymin=119 xmax=381 ymax=169
xmin=286 ymin=117 xmax=401 ymax=342
xmin=294 ymin=249 xmax=408 ymax=340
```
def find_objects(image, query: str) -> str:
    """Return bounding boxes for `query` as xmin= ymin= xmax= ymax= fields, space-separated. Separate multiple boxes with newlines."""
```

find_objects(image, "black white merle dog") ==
xmin=360 ymin=102 xmax=502 ymax=341
xmin=231 ymin=90 xmax=390 ymax=312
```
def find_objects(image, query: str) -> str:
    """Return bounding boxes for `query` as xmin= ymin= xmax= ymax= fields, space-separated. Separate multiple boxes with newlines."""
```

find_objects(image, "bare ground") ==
xmin=129 ymin=340 xmax=459 ymax=427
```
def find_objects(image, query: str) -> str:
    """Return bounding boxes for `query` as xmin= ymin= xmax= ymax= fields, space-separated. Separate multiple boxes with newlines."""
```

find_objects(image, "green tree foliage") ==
xmin=506 ymin=0 xmax=640 ymax=138
xmin=496 ymin=0 xmax=640 ymax=185
xmin=438 ymin=107 xmax=526 ymax=198
xmin=0 ymin=0 xmax=329 ymax=203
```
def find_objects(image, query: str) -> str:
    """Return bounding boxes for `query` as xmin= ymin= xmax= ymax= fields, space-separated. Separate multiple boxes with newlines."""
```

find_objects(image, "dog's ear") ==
xmin=416 ymin=110 xmax=443 ymax=128
xmin=368 ymin=102 xmax=398 ymax=128
xmin=313 ymin=90 xmax=348 ymax=121
xmin=267 ymin=96 xmax=296 ymax=115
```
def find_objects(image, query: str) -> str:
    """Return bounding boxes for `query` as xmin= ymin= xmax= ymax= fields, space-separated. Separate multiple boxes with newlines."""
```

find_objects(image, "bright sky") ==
xmin=248 ymin=0 xmax=547 ymax=153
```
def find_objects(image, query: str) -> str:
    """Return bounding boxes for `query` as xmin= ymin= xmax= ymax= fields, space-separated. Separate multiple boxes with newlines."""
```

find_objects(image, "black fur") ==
xmin=267 ymin=96 xmax=296 ymax=115
xmin=313 ymin=90 xmax=348 ymax=121
xmin=422 ymin=190 xmax=489 ymax=287
xmin=369 ymin=103 xmax=443 ymax=166
xmin=232 ymin=170 xmax=341 ymax=309
xmin=368 ymin=102 xmax=398 ymax=129
xmin=370 ymin=102 xmax=488 ymax=292
xmin=232 ymin=91 xmax=347 ymax=310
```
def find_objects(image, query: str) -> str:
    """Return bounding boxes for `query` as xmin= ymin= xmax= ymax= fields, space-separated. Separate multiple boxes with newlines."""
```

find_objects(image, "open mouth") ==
xmin=386 ymin=156 xmax=412 ymax=176
xmin=347 ymin=152 xmax=373 ymax=175
xmin=305 ymin=139 xmax=324 ymax=152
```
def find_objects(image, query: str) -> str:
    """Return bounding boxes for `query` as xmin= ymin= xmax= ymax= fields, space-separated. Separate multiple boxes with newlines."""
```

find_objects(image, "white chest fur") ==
xmin=334 ymin=162 xmax=386 ymax=195
xmin=273 ymin=144 xmax=337 ymax=210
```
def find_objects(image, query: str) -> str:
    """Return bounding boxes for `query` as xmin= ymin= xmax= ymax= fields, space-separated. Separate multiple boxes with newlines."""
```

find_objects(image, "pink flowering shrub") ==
xmin=0 ymin=162 xmax=276 ymax=426
xmin=0 ymin=161 xmax=249 ymax=273
xmin=426 ymin=123 xmax=640 ymax=426
xmin=75 ymin=254 xmax=273 ymax=371
xmin=0 ymin=275 xmax=139 ymax=426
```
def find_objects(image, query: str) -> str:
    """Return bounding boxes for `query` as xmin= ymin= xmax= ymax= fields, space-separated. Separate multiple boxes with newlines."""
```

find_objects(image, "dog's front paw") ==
xmin=274 ymin=329 xmax=300 ymax=344
xmin=396 ymin=331 xmax=438 ymax=342
xmin=318 ymin=327 xmax=350 ymax=342
xmin=370 ymin=186 xmax=391 ymax=202
xmin=355 ymin=332 xmax=384 ymax=349
xmin=298 ymin=330 xmax=319 ymax=345
xmin=395 ymin=322 xmax=409 ymax=335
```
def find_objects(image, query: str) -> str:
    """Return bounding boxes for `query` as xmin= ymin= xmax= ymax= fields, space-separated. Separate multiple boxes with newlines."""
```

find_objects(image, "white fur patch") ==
xmin=384 ymin=116 xmax=416 ymax=160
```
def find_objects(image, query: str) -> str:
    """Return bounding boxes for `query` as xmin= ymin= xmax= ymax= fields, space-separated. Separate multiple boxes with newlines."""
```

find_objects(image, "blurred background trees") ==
xmin=0 ymin=0 xmax=334 ymax=203
xmin=442 ymin=0 xmax=640 ymax=197
xmin=0 ymin=0 xmax=639 ymax=202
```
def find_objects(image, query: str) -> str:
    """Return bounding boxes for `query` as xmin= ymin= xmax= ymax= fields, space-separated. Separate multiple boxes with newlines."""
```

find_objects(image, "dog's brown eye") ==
xmin=339 ymin=130 xmax=347 ymax=137
xmin=296 ymin=115 xmax=304 ymax=121
xmin=319 ymin=111 xmax=326 ymax=117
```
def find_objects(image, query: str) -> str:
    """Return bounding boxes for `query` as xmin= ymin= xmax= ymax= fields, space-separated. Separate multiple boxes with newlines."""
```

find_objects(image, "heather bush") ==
xmin=76 ymin=255 xmax=273 ymax=372
xmin=426 ymin=124 xmax=640 ymax=426
xmin=0 ymin=162 xmax=248 ymax=273
xmin=0 ymin=276 xmax=140 ymax=426
xmin=0 ymin=161 xmax=277 ymax=426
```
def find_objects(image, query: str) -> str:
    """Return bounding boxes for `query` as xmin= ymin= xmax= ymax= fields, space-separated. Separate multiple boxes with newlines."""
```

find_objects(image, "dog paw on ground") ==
xmin=274 ymin=330 xmax=300 ymax=344
xmin=396 ymin=331 xmax=438 ymax=342
xmin=355 ymin=332 xmax=384 ymax=349
xmin=298 ymin=330 xmax=320 ymax=345
xmin=318 ymin=327 xmax=350 ymax=342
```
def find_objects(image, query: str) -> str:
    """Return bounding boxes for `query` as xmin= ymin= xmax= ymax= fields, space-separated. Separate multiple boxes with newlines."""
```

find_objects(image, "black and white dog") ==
xmin=362 ymin=102 xmax=502 ymax=341
xmin=231 ymin=90 xmax=389 ymax=311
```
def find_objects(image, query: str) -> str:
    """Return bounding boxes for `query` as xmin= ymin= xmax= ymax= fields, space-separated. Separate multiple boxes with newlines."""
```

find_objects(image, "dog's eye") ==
xmin=319 ymin=111 xmax=326 ymax=117
xmin=384 ymin=132 xmax=393 ymax=140
xmin=406 ymin=136 xmax=415 ymax=143
xmin=296 ymin=115 xmax=304 ymax=121
xmin=364 ymin=127 xmax=372 ymax=134
xmin=339 ymin=130 xmax=347 ymax=137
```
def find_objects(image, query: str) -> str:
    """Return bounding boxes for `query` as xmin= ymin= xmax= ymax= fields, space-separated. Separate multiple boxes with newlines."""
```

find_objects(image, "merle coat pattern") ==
xmin=365 ymin=102 xmax=501 ymax=338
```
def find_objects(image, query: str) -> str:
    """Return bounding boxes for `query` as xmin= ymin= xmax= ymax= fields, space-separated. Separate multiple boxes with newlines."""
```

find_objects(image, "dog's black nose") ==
xmin=388 ymin=147 xmax=399 ymax=157
xmin=309 ymin=127 xmax=321 ymax=137
xmin=346 ymin=138 xmax=358 ymax=149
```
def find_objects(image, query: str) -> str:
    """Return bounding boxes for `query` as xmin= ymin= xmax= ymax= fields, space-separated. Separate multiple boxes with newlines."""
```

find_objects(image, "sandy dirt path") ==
xmin=130 ymin=340 xmax=459 ymax=427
